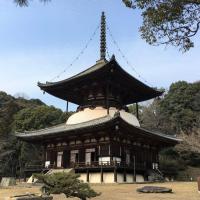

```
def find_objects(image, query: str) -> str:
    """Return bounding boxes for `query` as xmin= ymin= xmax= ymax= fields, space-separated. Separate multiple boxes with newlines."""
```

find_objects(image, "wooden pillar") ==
xmin=133 ymin=155 xmax=136 ymax=182
xmin=123 ymin=169 xmax=127 ymax=182
xmin=114 ymin=167 xmax=117 ymax=182
xmin=42 ymin=144 xmax=46 ymax=168
xmin=106 ymin=82 xmax=109 ymax=114
xmin=24 ymin=172 xmax=26 ymax=182
xmin=87 ymin=169 xmax=89 ymax=182
xmin=197 ymin=177 xmax=200 ymax=192
xmin=66 ymin=101 xmax=69 ymax=112
xmin=136 ymin=102 xmax=139 ymax=119
xmin=54 ymin=151 xmax=57 ymax=168
xmin=101 ymin=166 xmax=103 ymax=183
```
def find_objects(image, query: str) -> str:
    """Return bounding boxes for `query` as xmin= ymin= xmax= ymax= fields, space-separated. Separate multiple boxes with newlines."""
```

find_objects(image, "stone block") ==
xmin=0 ymin=177 xmax=16 ymax=187
xmin=137 ymin=186 xmax=172 ymax=193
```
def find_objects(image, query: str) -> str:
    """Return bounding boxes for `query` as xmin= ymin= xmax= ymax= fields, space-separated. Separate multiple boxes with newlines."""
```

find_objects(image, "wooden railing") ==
xmin=25 ymin=161 xmax=147 ymax=171
xmin=71 ymin=161 xmax=146 ymax=170
xmin=25 ymin=163 xmax=54 ymax=171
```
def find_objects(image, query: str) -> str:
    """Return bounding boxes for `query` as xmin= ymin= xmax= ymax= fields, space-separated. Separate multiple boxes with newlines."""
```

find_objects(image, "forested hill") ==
xmin=0 ymin=91 xmax=71 ymax=151
xmin=0 ymin=91 xmax=71 ymax=177
xmin=0 ymin=91 xmax=42 ymax=138
xmin=0 ymin=91 xmax=70 ymax=138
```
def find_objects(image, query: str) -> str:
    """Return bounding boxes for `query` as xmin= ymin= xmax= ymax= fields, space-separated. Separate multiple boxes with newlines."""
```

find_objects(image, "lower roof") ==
xmin=16 ymin=114 xmax=181 ymax=145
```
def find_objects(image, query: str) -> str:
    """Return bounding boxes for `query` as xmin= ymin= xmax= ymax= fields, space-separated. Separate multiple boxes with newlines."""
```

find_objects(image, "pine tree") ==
xmin=34 ymin=172 xmax=100 ymax=200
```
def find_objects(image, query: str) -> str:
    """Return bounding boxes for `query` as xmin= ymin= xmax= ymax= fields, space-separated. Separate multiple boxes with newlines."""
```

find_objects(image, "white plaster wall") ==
xmin=126 ymin=174 xmax=134 ymax=183
xmin=89 ymin=173 xmax=101 ymax=183
xmin=66 ymin=107 xmax=140 ymax=127
xmin=67 ymin=107 xmax=117 ymax=124
xmin=103 ymin=172 xmax=114 ymax=183
xmin=117 ymin=173 xmax=124 ymax=183
xmin=78 ymin=172 xmax=144 ymax=183
xmin=136 ymin=174 xmax=145 ymax=182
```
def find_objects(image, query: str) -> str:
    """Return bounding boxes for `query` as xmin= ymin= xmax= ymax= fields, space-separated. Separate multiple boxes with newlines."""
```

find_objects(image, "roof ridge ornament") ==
xmin=110 ymin=54 xmax=116 ymax=61
xmin=100 ymin=11 xmax=106 ymax=60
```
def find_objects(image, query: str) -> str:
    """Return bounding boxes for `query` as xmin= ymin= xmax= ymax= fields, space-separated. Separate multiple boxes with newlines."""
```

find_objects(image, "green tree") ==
xmin=140 ymin=81 xmax=200 ymax=134
xmin=0 ymin=91 xmax=72 ymax=177
xmin=10 ymin=105 xmax=71 ymax=177
xmin=124 ymin=0 xmax=200 ymax=52
xmin=159 ymin=81 xmax=200 ymax=133
xmin=12 ymin=105 xmax=69 ymax=132
xmin=159 ymin=147 xmax=186 ymax=177
xmin=128 ymin=103 xmax=143 ymax=118
xmin=137 ymin=99 xmax=174 ymax=135
xmin=139 ymin=81 xmax=200 ymax=169
xmin=34 ymin=172 xmax=100 ymax=200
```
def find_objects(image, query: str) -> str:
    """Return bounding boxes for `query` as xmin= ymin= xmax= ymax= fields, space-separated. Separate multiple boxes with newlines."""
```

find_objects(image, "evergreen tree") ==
xmin=34 ymin=172 xmax=100 ymax=200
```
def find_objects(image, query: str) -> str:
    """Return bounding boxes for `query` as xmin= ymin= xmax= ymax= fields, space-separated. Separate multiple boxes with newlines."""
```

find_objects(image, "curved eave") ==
xmin=38 ymin=59 xmax=108 ymax=89
xmin=124 ymin=123 xmax=181 ymax=145
xmin=112 ymin=60 xmax=163 ymax=103
xmin=16 ymin=115 xmax=180 ymax=145
xmin=38 ymin=58 xmax=162 ymax=105
xmin=16 ymin=115 xmax=115 ymax=142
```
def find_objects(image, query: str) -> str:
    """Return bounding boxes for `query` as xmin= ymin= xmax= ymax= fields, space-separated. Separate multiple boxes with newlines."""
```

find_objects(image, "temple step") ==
xmin=45 ymin=168 xmax=74 ymax=175
xmin=147 ymin=169 xmax=164 ymax=182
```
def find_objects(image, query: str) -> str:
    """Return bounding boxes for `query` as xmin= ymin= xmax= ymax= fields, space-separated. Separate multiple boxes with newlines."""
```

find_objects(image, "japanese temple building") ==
xmin=17 ymin=12 xmax=180 ymax=183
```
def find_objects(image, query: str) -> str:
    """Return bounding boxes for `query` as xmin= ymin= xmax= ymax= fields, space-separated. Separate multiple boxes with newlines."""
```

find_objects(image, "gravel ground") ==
xmin=0 ymin=182 xmax=199 ymax=200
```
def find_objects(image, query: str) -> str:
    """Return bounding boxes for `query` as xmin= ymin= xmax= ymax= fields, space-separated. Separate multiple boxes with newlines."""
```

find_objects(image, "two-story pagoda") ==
xmin=17 ymin=12 xmax=180 ymax=183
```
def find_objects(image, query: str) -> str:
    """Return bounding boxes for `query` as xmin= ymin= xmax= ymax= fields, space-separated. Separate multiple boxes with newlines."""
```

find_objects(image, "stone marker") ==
xmin=0 ymin=177 xmax=16 ymax=187
xmin=197 ymin=177 xmax=200 ymax=192
xmin=137 ymin=186 xmax=172 ymax=193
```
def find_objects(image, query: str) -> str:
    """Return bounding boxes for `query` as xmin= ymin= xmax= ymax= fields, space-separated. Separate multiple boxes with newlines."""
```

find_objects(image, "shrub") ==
xmin=34 ymin=172 xmax=100 ymax=200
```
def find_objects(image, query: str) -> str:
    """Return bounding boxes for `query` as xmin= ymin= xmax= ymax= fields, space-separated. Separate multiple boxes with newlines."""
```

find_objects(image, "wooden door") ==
xmin=57 ymin=152 xmax=63 ymax=168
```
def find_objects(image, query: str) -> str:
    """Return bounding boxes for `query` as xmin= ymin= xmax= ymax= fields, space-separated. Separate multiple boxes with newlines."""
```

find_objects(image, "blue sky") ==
xmin=0 ymin=0 xmax=199 ymax=111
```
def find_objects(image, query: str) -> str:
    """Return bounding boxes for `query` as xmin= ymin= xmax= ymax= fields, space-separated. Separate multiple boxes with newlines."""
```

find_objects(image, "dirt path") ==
xmin=0 ymin=182 xmax=199 ymax=200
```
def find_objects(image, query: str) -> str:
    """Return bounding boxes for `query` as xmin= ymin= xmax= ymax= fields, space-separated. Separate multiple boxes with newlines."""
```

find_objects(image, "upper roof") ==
xmin=38 ymin=57 xmax=162 ymax=105
xmin=16 ymin=114 xmax=180 ymax=145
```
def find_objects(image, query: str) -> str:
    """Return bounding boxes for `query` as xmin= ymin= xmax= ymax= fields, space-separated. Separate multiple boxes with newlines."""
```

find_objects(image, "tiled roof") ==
xmin=37 ymin=58 xmax=162 ymax=105
xmin=16 ymin=115 xmax=113 ymax=139
xmin=38 ymin=59 xmax=107 ymax=87
xmin=16 ymin=114 xmax=181 ymax=143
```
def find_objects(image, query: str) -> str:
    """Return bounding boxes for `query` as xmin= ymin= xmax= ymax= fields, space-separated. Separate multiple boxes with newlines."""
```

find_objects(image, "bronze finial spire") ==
xmin=100 ymin=12 xmax=106 ymax=60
